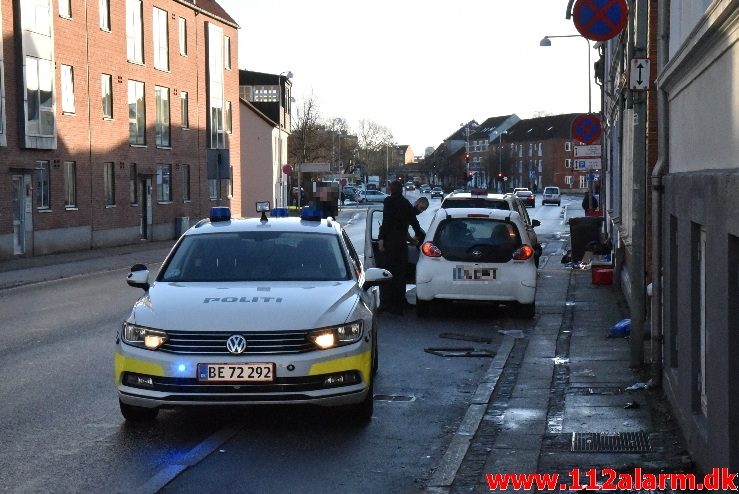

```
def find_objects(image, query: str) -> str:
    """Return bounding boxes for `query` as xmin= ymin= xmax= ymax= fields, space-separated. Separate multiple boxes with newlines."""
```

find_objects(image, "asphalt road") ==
xmin=0 ymin=192 xmax=572 ymax=493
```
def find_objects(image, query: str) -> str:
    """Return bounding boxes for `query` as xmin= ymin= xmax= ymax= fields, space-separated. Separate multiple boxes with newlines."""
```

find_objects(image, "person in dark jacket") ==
xmin=582 ymin=192 xmax=599 ymax=211
xmin=378 ymin=181 xmax=424 ymax=315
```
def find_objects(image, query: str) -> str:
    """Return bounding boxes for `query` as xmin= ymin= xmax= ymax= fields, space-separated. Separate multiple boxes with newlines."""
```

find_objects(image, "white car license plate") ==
xmin=197 ymin=363 xmax=274 ymax=382
xmin=453 ymin=266 xmax=497 ymax=281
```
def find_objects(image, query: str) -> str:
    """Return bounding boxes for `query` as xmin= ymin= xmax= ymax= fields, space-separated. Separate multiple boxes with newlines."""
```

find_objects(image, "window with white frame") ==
xmin=182 ymin=164 xmax=191 ymax=201
xmin=180 ymin=91 xmax=189 ymax=128
xmin=154 ymin=86 xmax=170 ymax=147
xmin=101 ymin=74 xmax=112 ymax=118
xmin=126 ymin=0 xmax=143 ymax=63
xmin=207 ymin=24 xmax=225 ymax=149
xmin=565 ymin=175 xmax=573 ymax=185
xmin=25 ymin=56 xmax=55 ymax=136
xmin=225 ymin=100 xmax=232 ymax=133
xmin=565 ymin=159 xmax=571 ymax=168
xmin=61 ymin=65 xmax=75 ymax=114
xmin=99 ymin=0 xmax=110 ymax=30
xmin=579 ymin=175 xmax=587 ymax=188
xmin=104 ymin=162 xmax=116 ymax=206
xmin=224 ymin=36 xmax=231 ymax=70
xmin=178 ymin=17 xmax=187 ymax=56
xmin=128 ymin=80 xmax=145 ymax=145
xmin=565 ymin=141 xmax=571 ymax=151
xmin=152 ymin=7 xmax=169 ymax=71
xmin=22 ymin=0 xmax=52 ymax=36
xmin=538 ymin=142 xmax=542 ymax=156
xmin=63 ymin=161 xmax=76 ymax=207
xmin=156 ymin=164 xmax=172 ymax=202
xmin=59 ymin=0 xmax=71 ymax=18
xmin=36 ymin=160 xmax=50 ymax=209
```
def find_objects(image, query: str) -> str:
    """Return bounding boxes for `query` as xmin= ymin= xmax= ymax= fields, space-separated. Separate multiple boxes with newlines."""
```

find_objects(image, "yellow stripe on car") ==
xmin=114 ymin=353 xmax=165 ymax=385
xmin=308 ymin=352 xmax=372 ymax=384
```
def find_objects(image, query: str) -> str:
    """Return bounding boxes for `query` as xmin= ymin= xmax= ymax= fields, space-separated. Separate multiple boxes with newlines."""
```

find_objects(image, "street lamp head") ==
xmin=539 ymin=36 xmax=552 ymax=47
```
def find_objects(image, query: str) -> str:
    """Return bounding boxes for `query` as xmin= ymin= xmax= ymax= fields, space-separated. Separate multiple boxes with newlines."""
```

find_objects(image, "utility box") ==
xmin=175 ymin=216 xmax=190 ymax=236
xmin=569 ymin=216 xmax=604 ymax=262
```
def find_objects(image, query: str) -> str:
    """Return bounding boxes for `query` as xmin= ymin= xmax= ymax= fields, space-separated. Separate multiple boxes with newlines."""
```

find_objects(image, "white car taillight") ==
xmin=512 ymin=245 xmax=534 ymax=260
xmin=421 ymin=242 xmax=442 ymax=258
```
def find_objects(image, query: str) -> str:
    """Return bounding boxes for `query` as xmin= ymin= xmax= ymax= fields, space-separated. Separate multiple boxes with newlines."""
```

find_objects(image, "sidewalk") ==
xmin=0 ymin=239 xmax=176 ymax=290
xmin=432 ymin=223 xmax=693 ymax=492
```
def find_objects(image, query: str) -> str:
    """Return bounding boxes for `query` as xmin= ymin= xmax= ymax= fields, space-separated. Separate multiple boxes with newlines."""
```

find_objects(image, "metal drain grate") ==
xmin=571 ymin=432 xmax=651 ymax=452
xmin=374 ymin=394 xmax=416 ymax=402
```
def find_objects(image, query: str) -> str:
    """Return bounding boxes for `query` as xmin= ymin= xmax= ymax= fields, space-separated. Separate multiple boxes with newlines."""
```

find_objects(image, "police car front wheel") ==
xmin=119 ymin=399 xmax=159 ymax=422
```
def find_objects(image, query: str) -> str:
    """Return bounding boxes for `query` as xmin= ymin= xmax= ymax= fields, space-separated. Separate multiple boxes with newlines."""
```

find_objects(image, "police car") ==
xmin=115 ymin=204 xmax=391 ymax=424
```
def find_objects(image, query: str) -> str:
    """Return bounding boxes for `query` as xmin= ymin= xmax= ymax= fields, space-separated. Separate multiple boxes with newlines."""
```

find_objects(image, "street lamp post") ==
xmin=493 ymin=130 xmax=507 ymax=192
xmin=539 ymin=35 xmax=592 ymax=114
xmin=540 ymin=34 xmax=596 ymax=208
xmin=277 ymin=70 xmax=293 ymax=208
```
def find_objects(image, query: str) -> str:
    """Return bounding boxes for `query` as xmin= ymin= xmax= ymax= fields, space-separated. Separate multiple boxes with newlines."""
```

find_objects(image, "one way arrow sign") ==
xmin=629 ymin=58 xmax=651 ymax=91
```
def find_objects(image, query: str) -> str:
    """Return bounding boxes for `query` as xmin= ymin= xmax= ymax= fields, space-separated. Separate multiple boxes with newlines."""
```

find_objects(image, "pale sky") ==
xmin=217 ymin=0 xmax=601 ymax=155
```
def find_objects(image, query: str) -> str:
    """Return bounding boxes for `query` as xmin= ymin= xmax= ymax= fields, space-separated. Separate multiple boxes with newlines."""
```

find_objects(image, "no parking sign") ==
xmin=573 ymin=0 xmax=628 ymax=42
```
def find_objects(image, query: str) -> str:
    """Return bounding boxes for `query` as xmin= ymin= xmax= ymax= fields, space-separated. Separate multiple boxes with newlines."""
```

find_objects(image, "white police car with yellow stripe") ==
xmin=115 ymin=204 xmax=391 ymax=424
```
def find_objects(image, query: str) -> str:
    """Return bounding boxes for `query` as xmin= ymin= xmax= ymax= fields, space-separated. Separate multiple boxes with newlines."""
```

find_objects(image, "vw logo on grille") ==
xmin=471 ymin=249 xmax=482 ymax=258
xmin=226 ymin=334 xmax=247 ymax=354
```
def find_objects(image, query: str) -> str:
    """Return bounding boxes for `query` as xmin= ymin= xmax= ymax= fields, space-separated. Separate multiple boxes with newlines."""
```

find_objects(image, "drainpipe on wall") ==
xmin=649 ymin=0 xmax=670 ymax=388
xmin=630 ymin=0 xmax=648 ymax=368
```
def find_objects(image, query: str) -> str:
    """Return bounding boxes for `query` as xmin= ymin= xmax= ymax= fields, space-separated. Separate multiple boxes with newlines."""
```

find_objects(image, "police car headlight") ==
xmin=309 ymin=321 xmax=363 ymax=349
xmin=122 ymin=323 xmax=168 ymax=350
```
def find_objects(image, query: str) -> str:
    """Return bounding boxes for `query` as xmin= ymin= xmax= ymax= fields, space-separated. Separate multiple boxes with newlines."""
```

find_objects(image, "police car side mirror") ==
xmin=127 ymin=264 xmax=150 ymax=291
xmin=531 ymin=219 xmax=541 ymax=227
xmin=362 ymin=268 xmax=392 ymax=290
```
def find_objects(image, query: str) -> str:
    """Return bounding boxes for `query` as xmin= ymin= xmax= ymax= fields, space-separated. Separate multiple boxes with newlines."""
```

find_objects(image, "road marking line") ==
xmin=136 ymin=425 xmax=240 ymax=494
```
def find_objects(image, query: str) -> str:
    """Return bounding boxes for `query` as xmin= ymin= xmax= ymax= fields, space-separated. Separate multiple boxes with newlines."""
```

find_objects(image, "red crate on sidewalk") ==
xmin=592 ymin=267 xmax=613 ymax=285
xmin=585 ymin=209 xmax=603 ymax=217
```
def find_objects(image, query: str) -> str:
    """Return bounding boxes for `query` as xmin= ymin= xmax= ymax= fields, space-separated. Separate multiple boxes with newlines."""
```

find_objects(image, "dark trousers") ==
xmin=380 ymin=241 xmax=408 ymax=310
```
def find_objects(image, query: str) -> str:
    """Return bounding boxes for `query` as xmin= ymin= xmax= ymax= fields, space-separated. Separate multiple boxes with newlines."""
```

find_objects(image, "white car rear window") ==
xmin=433 ymin=218 xmax=522 ymax=263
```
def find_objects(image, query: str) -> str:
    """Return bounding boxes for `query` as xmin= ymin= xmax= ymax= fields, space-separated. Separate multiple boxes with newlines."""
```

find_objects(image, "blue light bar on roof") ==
xmin=300 ymin=206 xmax=323 ymax=221
xmin=271 ymin=207 xmax=289 ymax=218
xmin=209 ymin=207 xmax=231 ymax=222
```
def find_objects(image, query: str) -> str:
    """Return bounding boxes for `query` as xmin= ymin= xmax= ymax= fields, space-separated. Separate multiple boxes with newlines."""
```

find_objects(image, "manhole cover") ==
xmin=571 ymin=432 xmax=651 ymax=453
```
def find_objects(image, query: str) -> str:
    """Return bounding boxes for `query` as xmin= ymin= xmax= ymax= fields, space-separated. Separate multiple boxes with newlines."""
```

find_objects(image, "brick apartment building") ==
xmin=0 ymin=0 xmax=239 ymax=260
xmin=502 ymin=114 xmax=589 ymax=193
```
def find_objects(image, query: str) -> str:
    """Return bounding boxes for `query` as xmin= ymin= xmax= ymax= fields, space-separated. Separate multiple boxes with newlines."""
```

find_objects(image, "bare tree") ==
xmin=356 ymin=119 xmax=394 ymax=176
xmin=288 ymin=94 xmax=323 ymax=165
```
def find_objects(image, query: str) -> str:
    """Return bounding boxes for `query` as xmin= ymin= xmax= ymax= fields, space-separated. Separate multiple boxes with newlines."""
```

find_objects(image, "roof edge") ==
xmin=173 ymin=0 xmax=240 ymax=29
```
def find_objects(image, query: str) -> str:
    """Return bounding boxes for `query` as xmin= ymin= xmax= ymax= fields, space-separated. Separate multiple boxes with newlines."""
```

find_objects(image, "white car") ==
xmin=414 ymin=207 xmax=537 ymax=318
xmin=358 ymin=190 xmax=389 ymax=203
xmin=116 ymin=206 xmax=391 ymax=424
xmin=441 ymin=191 xmax=542 ymax=267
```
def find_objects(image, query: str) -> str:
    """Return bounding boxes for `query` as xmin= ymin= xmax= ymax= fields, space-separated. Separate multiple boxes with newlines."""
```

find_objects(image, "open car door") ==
xmin=364 ymin=207 xmax=419 ymax=283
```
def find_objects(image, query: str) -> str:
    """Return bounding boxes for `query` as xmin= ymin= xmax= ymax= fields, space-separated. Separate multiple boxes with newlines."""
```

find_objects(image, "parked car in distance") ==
xmin=342 ymin=186 xmax=358 ymax=202
xmin=542 ymin=186 xmax=561 ymax=206
xmin=515 ymin=189 xmax=536 ymax=208
xmin=405 ymin=182 xmax=415 ymax=191
xmin=415 ymin=207 xmax=537 ymax=318
xmin=420 ymin=184 xmax=431 ymax=194
xmin=431 ymin=187 xmax=444 ymax=198
xmin=358 ymin=190 xmax=389 ymax=203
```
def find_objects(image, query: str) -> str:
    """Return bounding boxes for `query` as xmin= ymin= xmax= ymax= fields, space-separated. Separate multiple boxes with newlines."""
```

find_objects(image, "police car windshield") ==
xmin=160 ymin=232 xmax=350 ymax=282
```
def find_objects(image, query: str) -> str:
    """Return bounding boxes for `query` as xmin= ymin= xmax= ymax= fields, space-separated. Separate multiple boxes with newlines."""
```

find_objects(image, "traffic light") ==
xmin=465 ymin=153 xmax=470 ymax=164
xmin=497 ymin=172 xmax=504 ymax=181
